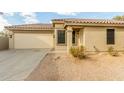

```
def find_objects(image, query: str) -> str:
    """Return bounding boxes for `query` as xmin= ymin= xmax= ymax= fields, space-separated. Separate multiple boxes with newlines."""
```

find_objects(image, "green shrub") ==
xmin=78 ymin=52 xmax=87 ymax=59
xmin=69 ymin=46 xmax=79 ymax=57
xmin=80 ymin=45 xmax=85 ymax=52
xmin=108 ymin=46 xmax=114 ymax=53
xmin=108 ymin=46 xmax=119 ymax=56
xmin=70 ymin=46 xmax=87 ymax=59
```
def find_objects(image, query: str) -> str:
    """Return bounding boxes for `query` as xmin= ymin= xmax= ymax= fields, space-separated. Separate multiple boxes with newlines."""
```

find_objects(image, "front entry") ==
xmin=72 ymin=31 xmax=76 ymax=44
xmin=72 ymin=31 xmax=79 ymax=46
xmin=56 ymin=28 xmax=80 ymax=51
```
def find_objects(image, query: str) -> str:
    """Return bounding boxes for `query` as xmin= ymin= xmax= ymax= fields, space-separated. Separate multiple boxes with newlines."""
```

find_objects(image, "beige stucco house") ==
xmin=5 ymin=18 xmax=124 ymax=52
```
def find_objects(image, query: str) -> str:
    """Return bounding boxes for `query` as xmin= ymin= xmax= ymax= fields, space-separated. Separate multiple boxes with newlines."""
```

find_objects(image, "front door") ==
xmin=72 ymin=31 xmax=79 ymax=46
xmin=72 ymin=31 xmax=76 ymax=44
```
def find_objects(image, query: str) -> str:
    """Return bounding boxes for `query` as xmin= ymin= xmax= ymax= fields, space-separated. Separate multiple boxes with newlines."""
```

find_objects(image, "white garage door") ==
xmin=14 ymin=33 xmax=53 ymax=49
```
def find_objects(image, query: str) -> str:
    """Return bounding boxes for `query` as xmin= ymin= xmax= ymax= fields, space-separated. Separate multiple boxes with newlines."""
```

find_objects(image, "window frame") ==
xmin=107 ymin=29 xmax=115 ymax=45
xmin=57 ymin=30 xmax=66 ymax=44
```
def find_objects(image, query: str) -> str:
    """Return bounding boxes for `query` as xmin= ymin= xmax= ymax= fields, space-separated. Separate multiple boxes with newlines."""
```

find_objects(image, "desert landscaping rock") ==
xmin=26 ymin=53 xmax=124 ymax=81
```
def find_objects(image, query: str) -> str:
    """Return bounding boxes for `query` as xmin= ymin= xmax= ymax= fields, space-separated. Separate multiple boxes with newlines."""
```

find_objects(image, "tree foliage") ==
xmin=113 ymin=15 xmax=124 ymax=21
xmin=0 ymin=31 xmax=7 ymax=37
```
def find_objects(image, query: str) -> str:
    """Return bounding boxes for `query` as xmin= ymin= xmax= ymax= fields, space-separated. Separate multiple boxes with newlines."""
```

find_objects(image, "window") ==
xmin=57 ymin=30 xmax=65 ymax=44
xmin=107 ymin=29 xmax=115 ymax=44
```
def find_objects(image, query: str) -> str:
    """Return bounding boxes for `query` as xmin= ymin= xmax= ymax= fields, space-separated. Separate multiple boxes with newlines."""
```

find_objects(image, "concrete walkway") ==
xmin=0 ymin=49 xmax=50 ymax=81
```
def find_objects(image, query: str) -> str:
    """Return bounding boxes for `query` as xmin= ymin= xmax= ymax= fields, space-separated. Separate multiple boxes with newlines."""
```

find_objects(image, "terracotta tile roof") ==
xmin=5 ymin=18 xmax=124 ymax=31
xmin=52 ymin=18 xmax=124 ymax=24
xmin=5 ymin=23 xmax=54 ymax=30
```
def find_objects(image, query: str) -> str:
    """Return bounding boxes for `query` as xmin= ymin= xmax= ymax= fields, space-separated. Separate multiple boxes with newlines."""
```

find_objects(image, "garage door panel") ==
xmin=14 ymin=33 xmax=53 ymax=49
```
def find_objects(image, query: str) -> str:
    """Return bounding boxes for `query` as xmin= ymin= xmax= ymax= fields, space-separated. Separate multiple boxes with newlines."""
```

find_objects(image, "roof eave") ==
xmin=5 ymin=28 xmax=54 ymax=31
xmin=64 ymin=23 xmax=124 ymax=28
xmin=52 ymin=20 xmax=65 ymax=27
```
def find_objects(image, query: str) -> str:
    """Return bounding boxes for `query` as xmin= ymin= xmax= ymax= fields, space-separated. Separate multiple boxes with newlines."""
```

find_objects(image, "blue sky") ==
xmin=3 ymin=12 xmax=124 ymax=25
xmin=0 ymin=12 xmax=124 ymax=31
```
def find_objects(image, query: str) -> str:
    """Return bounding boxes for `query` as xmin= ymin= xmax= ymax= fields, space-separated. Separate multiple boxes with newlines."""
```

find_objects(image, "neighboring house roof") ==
xmin=52 ymin=18 xmax=124 ymax=24
xmin=5 ymin=24 xmax=54 ymax=31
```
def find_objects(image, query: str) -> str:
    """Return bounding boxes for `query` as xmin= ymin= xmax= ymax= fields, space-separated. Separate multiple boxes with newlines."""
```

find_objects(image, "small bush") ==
xmin=108 ymin=46 xmax=119 ymax=56
xmin=80 ymin=45 xmax=85 ymax=52
xmin=108 ymin=46 xmax=114 ymax=53
xmin=69 ymin=47 xmax=79 ymax=57
xmin=78 ymin=52 xmax=87 ymax=59
xmin=70 ymin=46 xmax=87 ymax=59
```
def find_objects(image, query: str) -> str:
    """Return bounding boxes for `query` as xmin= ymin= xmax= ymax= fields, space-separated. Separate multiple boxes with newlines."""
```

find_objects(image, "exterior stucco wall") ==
xmin=83 ymin=27 xmax=124 ymax=51
xmin=54 ymin=24 xmax=64 ymax=29
xmin=79 ymin=29 xmax=84 ymax=46
xmin=115 ymin=28 xmax=124 ymax=50
xmin=54 ymin=23 xmax=67 ymax=50
xmin=54 ymin=28 xmax=67 ymax=50
xmin=13 ymin=31 xmax=54 ymax=49
xmin=0 ymin=37 xmax=9 ymax=50
xmin=9 ymin=35 xmax=14 ymax=49
xmin=8 ymin=31 xmax=14 ymax=49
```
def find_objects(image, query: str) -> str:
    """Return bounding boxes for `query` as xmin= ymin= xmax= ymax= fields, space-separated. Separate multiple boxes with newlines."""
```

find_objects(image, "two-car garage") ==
xmin=6 ymin=24 xmax=54 ymax=49
xmin=14 ymin=32 xmax=54 ymax=49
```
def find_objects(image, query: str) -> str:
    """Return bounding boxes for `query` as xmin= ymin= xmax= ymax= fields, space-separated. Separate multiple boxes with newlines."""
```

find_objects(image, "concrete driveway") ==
xmin=0 ymin=49 xmax=50 ymax=81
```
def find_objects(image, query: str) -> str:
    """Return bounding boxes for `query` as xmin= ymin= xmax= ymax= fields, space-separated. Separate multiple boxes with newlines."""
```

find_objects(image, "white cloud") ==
xmin=0 ymin=14 xmax=11 ymax=31
xmin=56 ymin=12 xmax=78 ymax=16
xmin=20 ymin=12 xmax=39 ymax=24
xmin=0 ymin=12 xmax=15 ymax=16
xmin=5 ymin=12 xmax=15 ymax=16
xmin=0 ymin=12 xmax=14 ymax=31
